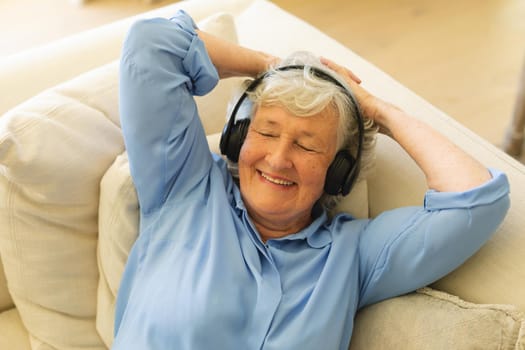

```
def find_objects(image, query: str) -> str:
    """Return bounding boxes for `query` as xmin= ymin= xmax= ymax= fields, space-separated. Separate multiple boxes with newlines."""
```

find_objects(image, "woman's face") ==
xmin=238 ymin=105 xmax=339 ymax=238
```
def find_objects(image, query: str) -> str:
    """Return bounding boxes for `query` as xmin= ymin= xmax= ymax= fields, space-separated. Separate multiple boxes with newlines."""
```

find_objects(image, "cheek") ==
xmin=238 ymin=138 xmax=257 ymax=166
xmin=300 ymin=158 xmax=329 ymax=188
xmin=238 ymin=137 xmax=264 ymax=181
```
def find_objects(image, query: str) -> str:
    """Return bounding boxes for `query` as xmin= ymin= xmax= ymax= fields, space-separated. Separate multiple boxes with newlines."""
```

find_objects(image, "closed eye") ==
xmin=254 ymin=128 xmax=320 ymax=153
xmin=255 ymin=130 xmax=277 ymax=138
xmin=296 ymin=142 xmax=318 ymax=153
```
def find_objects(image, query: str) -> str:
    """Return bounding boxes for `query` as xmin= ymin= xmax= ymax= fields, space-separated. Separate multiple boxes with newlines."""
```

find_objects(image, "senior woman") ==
xmin=113 ymin=10 xmax=510 ymax=350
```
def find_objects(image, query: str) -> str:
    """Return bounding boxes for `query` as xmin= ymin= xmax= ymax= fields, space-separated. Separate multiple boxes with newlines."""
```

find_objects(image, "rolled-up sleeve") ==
xmin=357 ymin=168 xmax=510 ymax=308
xmin=119 ymin=10 xmax=219 ymax=214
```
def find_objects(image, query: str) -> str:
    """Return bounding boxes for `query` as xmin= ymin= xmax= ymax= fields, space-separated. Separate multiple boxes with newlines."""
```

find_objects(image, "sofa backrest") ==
xmin=0 ymin=0 xmax=256 ymax=117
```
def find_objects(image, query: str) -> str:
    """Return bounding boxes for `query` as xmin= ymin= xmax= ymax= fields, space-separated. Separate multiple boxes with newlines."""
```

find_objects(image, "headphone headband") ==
xmin=219 ymin=64 xmax=365 ymax=196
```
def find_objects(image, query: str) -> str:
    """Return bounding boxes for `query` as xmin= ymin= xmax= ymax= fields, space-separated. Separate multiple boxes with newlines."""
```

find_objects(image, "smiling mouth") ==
xmin=259 ymin=171 xmax=295 ymax=186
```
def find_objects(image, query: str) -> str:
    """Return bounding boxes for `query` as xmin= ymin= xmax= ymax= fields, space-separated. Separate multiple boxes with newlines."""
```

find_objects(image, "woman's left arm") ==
xmin=363 ymin=101 xmax=491 ymax=192
xmin=356 ymin=168 xmax=509 ymax=308
xmin=321 ymin=59 xmax=510 ymax=308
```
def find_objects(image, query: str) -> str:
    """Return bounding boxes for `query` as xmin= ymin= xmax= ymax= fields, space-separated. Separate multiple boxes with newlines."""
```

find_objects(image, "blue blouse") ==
xmin=114 ymin=11 xmax=510 ymax=350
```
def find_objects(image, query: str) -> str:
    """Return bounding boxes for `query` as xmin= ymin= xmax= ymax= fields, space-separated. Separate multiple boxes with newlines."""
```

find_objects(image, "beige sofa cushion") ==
xmin=96 ymin=152 xmax=138 ymax=347
xmin=0 ymin=12 xmax=249 ymax=350
xmin=350 ymin=287 xmax=525 ymax=349
xmin=0 ymin=258 xmax=13 ymax=312
xmin=0 ymin=60 xmax=122 ymax=349
xmin=0 ymin=308 xmax=31 ymax=350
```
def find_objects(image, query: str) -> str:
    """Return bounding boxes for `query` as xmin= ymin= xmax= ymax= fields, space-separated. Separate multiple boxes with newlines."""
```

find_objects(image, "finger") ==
xmin=320 ymin=57 xmax=344 ymax=74
xmin=320 ymin=57 xmax=362 ymax=84
xmin=346 ymin=70 xmax=362 ymax=84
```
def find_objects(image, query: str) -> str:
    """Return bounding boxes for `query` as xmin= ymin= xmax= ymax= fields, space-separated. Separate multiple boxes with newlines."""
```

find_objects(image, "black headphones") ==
xmin=219 ymin=65 xmax=364 ymax=196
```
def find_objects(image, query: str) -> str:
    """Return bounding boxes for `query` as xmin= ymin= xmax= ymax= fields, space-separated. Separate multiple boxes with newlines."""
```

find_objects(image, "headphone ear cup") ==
xmin=219 ymin=121 xmax=231 ymax=158
xmin=221 ymin=118 xmax=250 ymax=163
xmin=324 ymin=151 xmax=357 ymax=196
xmin=341 ymin=160 xmax=359 ymax=196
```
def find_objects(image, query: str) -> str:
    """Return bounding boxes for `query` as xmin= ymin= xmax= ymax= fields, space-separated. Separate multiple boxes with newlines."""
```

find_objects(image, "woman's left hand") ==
xmin=320 ymin=57 xmax=491 ymax=192
xmin=320 ymin=57 xmax=383 ymax=119
xmin=320 ymin=57 xmax=391 ymax=133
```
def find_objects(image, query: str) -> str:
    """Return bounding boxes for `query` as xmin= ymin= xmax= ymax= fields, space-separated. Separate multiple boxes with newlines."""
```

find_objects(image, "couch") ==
xmin=1 ymin=0 xmax=524 ymax=349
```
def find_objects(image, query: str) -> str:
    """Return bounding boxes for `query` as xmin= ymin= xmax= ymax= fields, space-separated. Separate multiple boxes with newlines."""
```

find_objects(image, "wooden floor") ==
xmin=2 ymin=0 xmax=525 ymax=159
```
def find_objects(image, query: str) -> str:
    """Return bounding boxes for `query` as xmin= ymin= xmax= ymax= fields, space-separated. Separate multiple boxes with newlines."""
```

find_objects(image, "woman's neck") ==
xmin=247 ymin=210 xmax=312 ymax=243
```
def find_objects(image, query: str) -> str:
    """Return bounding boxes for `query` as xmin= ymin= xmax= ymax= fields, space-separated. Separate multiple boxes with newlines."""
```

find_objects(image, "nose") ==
xmin=265 ymin=138 xmax=293 ymax=170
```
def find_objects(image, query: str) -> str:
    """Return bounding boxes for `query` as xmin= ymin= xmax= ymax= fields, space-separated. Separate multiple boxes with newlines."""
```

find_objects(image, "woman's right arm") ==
xmin=120 ymin=12 xmax=220 ymax=214
xmin=120 ymin=11 xmax=275 ymax=214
